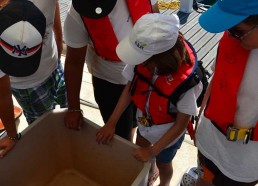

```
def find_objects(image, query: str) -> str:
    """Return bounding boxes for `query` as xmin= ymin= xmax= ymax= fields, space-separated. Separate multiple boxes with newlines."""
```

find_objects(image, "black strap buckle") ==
xmin=243 ymin=130 xmax=251 ymax=144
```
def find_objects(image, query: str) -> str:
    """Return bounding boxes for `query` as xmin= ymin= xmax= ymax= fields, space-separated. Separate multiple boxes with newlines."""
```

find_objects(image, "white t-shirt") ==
xmin=0 ymin=0 xmax=58 ymax=89
xmin=63 ymin=1 xmax=155 ymax=85
xmin=196 ymin=49 xmax=258 ymax=182
xmin=123 ymin=64 xmax=203 ymax=147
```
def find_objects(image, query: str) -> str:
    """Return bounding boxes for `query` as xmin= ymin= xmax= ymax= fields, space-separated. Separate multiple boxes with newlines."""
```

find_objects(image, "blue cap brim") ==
xmin=199 ymin=3 xmax=248 ymax=33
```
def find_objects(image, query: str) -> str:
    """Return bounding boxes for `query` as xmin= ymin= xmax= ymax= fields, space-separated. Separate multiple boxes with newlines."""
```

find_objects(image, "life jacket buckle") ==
xmin=226 ymin=125 xmax=252 ymax=144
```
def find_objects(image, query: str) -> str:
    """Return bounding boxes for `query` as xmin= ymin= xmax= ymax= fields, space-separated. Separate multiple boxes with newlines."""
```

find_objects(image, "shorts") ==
xmin=156 ymin=135 xmax=184 ymax=163
xmin=12 ymin=61 xmax=67 ymax=124
xmin=92 ymin=76 xmax=133 ymax=140
xmin=197 ymin=151 xmax=258 ymax=186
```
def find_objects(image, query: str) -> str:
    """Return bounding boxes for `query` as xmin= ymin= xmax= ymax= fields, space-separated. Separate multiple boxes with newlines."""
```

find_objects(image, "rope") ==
xmin=158 ymin=0 xmax=180 ymax=10
xmin=158 ymin=0 xmax=211 ymax=11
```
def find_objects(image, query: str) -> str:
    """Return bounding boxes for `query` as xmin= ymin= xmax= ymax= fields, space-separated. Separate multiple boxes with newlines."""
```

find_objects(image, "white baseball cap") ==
xmin=116 ymin=13 xmax=180 ymax=65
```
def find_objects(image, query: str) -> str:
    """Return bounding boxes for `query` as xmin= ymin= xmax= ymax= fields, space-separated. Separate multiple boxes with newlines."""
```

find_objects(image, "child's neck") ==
xmin=146 ymin=63 xmax=156 ymax=75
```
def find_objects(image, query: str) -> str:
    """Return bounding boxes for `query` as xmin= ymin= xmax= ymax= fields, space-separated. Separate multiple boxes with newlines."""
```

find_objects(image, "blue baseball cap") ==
xmin=199 ymin=0 xmax=258 ymax=33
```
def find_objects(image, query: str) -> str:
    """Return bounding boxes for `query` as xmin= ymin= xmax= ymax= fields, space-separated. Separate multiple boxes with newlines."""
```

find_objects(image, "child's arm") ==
xmin=53 ymin=1 xmax=63 ymax=59
xmin=152 ymin=2 xmax=160 ymax=13
xmin=96 ymin=81 xmax=132 ymax=144
xmin=64 ymin=46 xmax=87 ymax=130
xmin=133 ymin=111 xmax=190 ymax=162
xmin=0 ymin=75 xmax=18 ymax=158
xmin=152 ymin=112 xmax=190 ymax=154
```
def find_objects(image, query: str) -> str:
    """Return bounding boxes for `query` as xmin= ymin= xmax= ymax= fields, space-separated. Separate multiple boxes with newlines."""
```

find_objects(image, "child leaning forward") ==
xmin=96 ymin=13 xmax=202 ymax=186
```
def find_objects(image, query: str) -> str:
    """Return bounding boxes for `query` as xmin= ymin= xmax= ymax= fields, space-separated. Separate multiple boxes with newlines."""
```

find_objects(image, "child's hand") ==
xmin=133 ymin=147 xmax=152 ymax=162
xmin=0 ymin=136 xmax=16 ymax=158
xmin=96 ymin=124 xmax=115 ymax=144
xmin=64 ymin=110 xmax=83 ymax=130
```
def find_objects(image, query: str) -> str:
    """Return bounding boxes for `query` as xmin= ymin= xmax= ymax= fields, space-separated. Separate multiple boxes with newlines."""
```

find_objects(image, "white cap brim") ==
xmin=116 ymin=35 xmax=152 ymax=65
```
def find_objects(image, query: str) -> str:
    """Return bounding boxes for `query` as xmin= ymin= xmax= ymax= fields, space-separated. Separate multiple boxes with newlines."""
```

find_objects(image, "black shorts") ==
xmin=92 ymin=76 xmax=134 ymax=140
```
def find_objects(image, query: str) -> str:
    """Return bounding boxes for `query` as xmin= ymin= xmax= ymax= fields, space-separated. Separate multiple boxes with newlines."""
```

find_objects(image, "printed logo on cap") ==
xmin=0 ymin=0 xmax=46 ymax=77
xmin=135 ymin=41 xmax=147 ymax=50
xmin=0 ymin=21 xmax=42 ymax=59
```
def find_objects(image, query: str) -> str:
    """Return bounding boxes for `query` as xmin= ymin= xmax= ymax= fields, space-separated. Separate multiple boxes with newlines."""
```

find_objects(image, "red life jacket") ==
xmin=204 ymin=32 xmax=258 ymax=141
xmin=81 ymin=0 xmax=152 ymax=62
xmin=130 ymin=41 xmax=197 ymax=124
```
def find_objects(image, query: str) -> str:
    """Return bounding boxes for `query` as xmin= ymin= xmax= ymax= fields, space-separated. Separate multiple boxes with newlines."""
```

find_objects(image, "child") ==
xmin=63 ymin=0 xmax=159 ymax=141
xmin=195 ymin=0 xmax=258 ymax=185
xmin=0 ymin=0 xmax=67 ymax=157
xmin=96 ymin=13 xmax=202 ymax=186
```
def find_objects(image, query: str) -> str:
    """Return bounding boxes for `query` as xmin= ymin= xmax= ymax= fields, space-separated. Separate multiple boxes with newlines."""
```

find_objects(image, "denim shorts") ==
xmin=156 ymin=134 xmax=185 ymax=163
xmin=137 ymin=129 xmax=185 ymax=163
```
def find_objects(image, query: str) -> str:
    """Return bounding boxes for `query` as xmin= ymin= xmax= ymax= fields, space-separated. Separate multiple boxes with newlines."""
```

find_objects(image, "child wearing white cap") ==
xmin=0 ymin=0 xmax=67 ymax=157
xmin=63 ymin=0 xmax=158 ymax=142
xmin=96 ymin=13 xmax=203 ymax=186
xmin=195 ymin=0 xmax=258 ymax=185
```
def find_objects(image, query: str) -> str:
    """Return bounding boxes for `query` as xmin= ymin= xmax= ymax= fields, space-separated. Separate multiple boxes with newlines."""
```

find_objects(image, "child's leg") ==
xmin=156 ymin=161 xmax=173 ymax=186
xmin=155 ymin=135 xmax=185 ymax=186
xmin=136 ymin=132 xmax=159 ymax=186
xmin=135 ymin=130 xmax=151 ymax=147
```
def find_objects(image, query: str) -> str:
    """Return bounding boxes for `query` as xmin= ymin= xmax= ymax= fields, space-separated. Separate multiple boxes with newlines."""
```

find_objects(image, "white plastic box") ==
xmin=0 ymin=109 xmax=150 ymax=186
